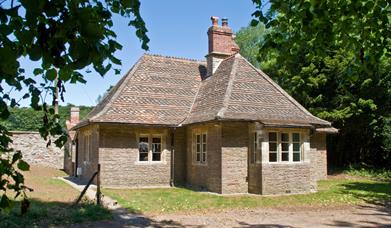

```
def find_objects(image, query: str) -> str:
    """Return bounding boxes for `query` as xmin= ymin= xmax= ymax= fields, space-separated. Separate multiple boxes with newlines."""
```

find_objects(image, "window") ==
xmin=152 ymin=137 xmax=161 ymax=161
xmin=194 ymin=132 xmax=207 ymax=164
xmin=268 ymin=132 xmax=303 ymax=163
xmin=292 ymin=133 xmax=301 ymax=162
xmin=138 ymin=136 xmax=149 ymax=161
xmin=281 ymin=133 xmax=289 ymax=162
xmin=84 ymin=132 xmax=91 ymax=162
xmin=251 ymin=132 xmax=262 ymax=164
xmin=268 ymin=132 xmax=278 ymax=162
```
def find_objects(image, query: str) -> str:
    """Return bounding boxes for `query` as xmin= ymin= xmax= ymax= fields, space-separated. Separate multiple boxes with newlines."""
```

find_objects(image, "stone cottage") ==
xmin=68 ymin=17 xmax=337 ymax=195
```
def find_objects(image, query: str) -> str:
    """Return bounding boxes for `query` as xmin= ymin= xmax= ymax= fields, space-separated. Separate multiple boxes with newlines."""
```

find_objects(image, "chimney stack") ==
xmin=206 ymin=16 xmax=240 ymax=78
xmin=66 ymin=107 xmax=80 ymax=131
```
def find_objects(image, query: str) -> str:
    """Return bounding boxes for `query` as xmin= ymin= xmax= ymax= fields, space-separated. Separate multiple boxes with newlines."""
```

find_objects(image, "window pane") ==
xmin=202 ymin=152 xmax=206 ymax=162
xmin=196 ymin=153 xmax=201 ymax=162
xmin=269 ymin=132 xmax=277 ymax=141
xmin=139 ymin=142 xmax=149 ymax=153
xmin=202 ymin=134 xmax=207 ymax=142
xmin=196 ymin=135 xmax=201 ymax=143
xmin=293 ymin=143 xmax=300 ymax=152
xmin=140 ymin=137 xmax=148 ymax=143
xmin=152 ymin=152 xmax=161 ymax=161
xmin=269 ymin=142 xmax=277 ymax=151
xmin=282 ymin=142 xmax=289 ymax=151
xmin=202 ymin=143 xmax=206 ymax=152
xmin=293 ymin=152 xmax=301 ymax=162
xmin=293 ymin=133 xmax=300 ymax=142
xmin=196 ymin=144 xmax=201 ymax=153
xmin=139 ymin=152 xmax=148 ymax=161
xmin=269 ymin=152 xmax=277 ymax=162
xmin=152 ymin=137 xmax=161 ymax=143
xmin=281 ymin=133 xmax=289 ymax=141
xmin=282 ymin=152 xmax=289 ymax=161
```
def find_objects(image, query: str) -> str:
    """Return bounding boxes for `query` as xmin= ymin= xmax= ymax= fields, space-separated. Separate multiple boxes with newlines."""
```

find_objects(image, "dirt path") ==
xmin=76 ymin=204 xmax=391 ymax=227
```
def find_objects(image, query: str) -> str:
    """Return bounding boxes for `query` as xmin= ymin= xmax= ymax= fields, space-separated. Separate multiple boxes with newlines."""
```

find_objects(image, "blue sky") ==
xmin=17 ymin=1 xmax=256 ymax=106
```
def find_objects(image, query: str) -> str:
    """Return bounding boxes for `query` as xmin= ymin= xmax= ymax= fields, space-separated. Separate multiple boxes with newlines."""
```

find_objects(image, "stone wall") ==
xmin=221 ymin=122 xmax=248 ymax=194
xmin=310 ymin=132 xmax=328 ymax=184
xmin=261 ymin=162 xmax=312 ymax=195
xmin=97 ymin=124 xmax=172 ymax=188
xmin=186 ymin=123 xmax=222 ymax=193
xmin=10 ymin=131 xmax=63 ymax=169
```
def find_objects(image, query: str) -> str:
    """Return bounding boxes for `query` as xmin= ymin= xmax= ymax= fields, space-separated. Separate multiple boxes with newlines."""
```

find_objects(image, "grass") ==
xmin=342 ymin=165 xmax=391 ymax=180
xmin=0 ymin=166 xmax=112 ymax=227
xmin=103 ymin=177 xmax=391 ymax=214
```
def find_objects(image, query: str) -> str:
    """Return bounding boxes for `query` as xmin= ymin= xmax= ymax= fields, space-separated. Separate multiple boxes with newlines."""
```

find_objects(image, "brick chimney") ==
xmin=66 ymin=107 xmax=80 ymax=130
xmin=206 ymin=16 xmax=240 ymax=77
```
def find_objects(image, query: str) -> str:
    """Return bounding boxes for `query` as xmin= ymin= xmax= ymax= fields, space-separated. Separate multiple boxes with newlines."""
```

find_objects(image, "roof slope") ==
xmin=184 ymin=54 xmax=330 ymax=127
xmin=78 ymin=53 xmax=330 ymax=128
xmin=81 ymin=54 xmax=205 ymax=126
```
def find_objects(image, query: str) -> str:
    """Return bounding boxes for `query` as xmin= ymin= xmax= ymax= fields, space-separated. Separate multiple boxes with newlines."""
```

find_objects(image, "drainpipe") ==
xmin=170 ymin=127 xmax=176 ymax=187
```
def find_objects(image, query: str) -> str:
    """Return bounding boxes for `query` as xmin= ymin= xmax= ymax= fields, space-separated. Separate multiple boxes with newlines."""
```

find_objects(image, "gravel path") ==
xmin=74 ymin=203 xmax=390 ymax=227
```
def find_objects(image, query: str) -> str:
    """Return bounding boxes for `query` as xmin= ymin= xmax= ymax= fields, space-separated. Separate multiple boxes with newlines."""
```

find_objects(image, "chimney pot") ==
xmin=211 ymin=16 xmax=219 ymax=26
xmin=222 ymin=17 xmax=228 ymax=27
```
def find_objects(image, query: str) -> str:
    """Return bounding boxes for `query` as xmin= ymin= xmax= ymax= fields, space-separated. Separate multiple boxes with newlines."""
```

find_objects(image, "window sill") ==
xmin=192 ymin=162 xmax=208 ymax=166
xmin=135 ymin=161 xmax=167 ymax=165
xmin=263 ymin=161 xmax=309 ymax=165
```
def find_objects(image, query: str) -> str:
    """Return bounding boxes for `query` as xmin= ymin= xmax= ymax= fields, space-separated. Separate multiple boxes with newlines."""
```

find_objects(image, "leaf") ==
xmin=17 ymin=160 xmax=30 ymax=171
xmin=45 ymin=69 xmax=57 ymax=81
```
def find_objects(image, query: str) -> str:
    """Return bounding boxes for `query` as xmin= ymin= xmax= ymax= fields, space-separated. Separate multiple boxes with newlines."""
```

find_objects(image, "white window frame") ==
xmin=193 ymin=131 xmax=207 ymax=165
xmin=137 ymin=134 xmax=164 ymax=163
xmin=267 ymin=131 xmax=303 ymax=163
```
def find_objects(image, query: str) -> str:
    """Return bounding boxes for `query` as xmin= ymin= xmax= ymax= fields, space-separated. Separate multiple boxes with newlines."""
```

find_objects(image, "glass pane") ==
xmin=281 ymin=133 xmax=289 ymax=141
xmin=269 ymin=153 xmax=277 ymax=162
xmin=202 ymin=152 xmax=206 ymax=162
xmin=152 ymin=137 xmax=161 ymax=143
xmin=282 ymin=152 xmax=289 ymax=161
xmin=196 ymin=135 xmax=201 ymax=143
xmin=202 ymin=134 xmax=207 ymax=142
xmin=269 ymin=132 xmax=277 ymax=141
xmin=269 ymin=142 xmax=277 ymax=151
xmin=202 ymin=143 xmax=206 ymax=152
xmin=196 ymin=144 xmax=201 ymax=153
xmin=282 ymin=143 xmax=289 ymax=151
xmin=293 ymin=143 xmax=300 ymax=151
xmin=196 ymin=153 xmax=201 ymax=162
xmin=139 ymin=152 xmax=148 ymax=161
xmin=152 ymin=152 xmax=161 ymax=161
xmin=140 ymin=137 xmax=148 ymax=143
xmin=139 ymin=142 xmax=149 ymax=153
xmin=293 ymin=133 xmax=300 ymax=142
xmin=293 ymin=152 xmax=301 ymax=162
xmin=152 ymin=144 xmax=161 ymax=153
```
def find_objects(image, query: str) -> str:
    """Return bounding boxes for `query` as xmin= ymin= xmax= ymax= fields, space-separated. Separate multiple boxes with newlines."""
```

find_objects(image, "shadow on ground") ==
xmin=0 ymin=198 xmax=111 ymax=227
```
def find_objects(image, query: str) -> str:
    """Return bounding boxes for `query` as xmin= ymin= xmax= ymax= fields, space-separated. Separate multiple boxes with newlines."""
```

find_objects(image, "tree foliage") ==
xmin=247 ymin=0 xmax=391 ymax=167
xmin=0 ymin=0 xmax=148 ymax=213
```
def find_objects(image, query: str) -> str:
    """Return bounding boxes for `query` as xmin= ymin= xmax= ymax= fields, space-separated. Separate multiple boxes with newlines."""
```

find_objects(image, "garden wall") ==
xmin=10 ymin=131 xmax=63 ymax=169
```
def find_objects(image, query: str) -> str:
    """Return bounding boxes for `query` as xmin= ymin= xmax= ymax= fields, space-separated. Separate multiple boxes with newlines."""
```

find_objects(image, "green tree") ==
xmin=0 ymin=0 xmax=148 ymax=213
xmin=249 ymin=0 xmax=391 ymax=167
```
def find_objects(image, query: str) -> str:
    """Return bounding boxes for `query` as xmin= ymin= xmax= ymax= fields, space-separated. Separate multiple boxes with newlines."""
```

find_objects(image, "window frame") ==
xmin=267 ymin=131 xmax=304 ymax=163
xmin=84 ymin=131 xmax=91 ymax=162
xmin=137 ymin=133 xmax=164 ymax=163
xmin=193 ymin=130 xmax=207 ymax=165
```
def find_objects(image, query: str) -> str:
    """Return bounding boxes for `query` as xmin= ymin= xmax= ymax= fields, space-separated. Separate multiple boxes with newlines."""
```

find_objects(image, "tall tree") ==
xmin=0 ymin=0 xmax=148 ymax=212
xmin=249 ymin=0 xmax=391 ymax=167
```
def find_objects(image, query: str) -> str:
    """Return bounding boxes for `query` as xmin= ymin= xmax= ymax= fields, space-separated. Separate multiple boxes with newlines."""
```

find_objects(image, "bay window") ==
xmin=268 ymin=131 xmax=303 ymax=163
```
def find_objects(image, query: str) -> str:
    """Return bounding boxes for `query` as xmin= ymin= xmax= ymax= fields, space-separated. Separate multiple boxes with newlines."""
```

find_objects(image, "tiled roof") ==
xmin=75 ymin=53 xmax=330 ymax=128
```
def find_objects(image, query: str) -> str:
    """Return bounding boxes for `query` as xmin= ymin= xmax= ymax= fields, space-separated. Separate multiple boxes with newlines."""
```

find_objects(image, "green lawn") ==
xmin=103 ymin=177 xmax=391 ymax=214
xmin=0 ymin=166 xmax=112 ymax=227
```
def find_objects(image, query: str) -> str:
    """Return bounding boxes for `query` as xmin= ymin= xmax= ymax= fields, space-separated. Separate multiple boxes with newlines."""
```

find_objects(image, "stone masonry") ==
xmin=11 ymin=131 xmax=63 ymax=169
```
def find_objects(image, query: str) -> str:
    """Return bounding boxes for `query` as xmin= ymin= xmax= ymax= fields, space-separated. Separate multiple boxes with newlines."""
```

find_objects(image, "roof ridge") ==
xmin=144 ymin=53 xmax=206 ymax=63
xmin=216 ymin=54 xmax=240 ymax=119
xmin=238 ymin=54 xmax=330 ymax=126
xmin=89 ymin=55 xmax=146 ymax=121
